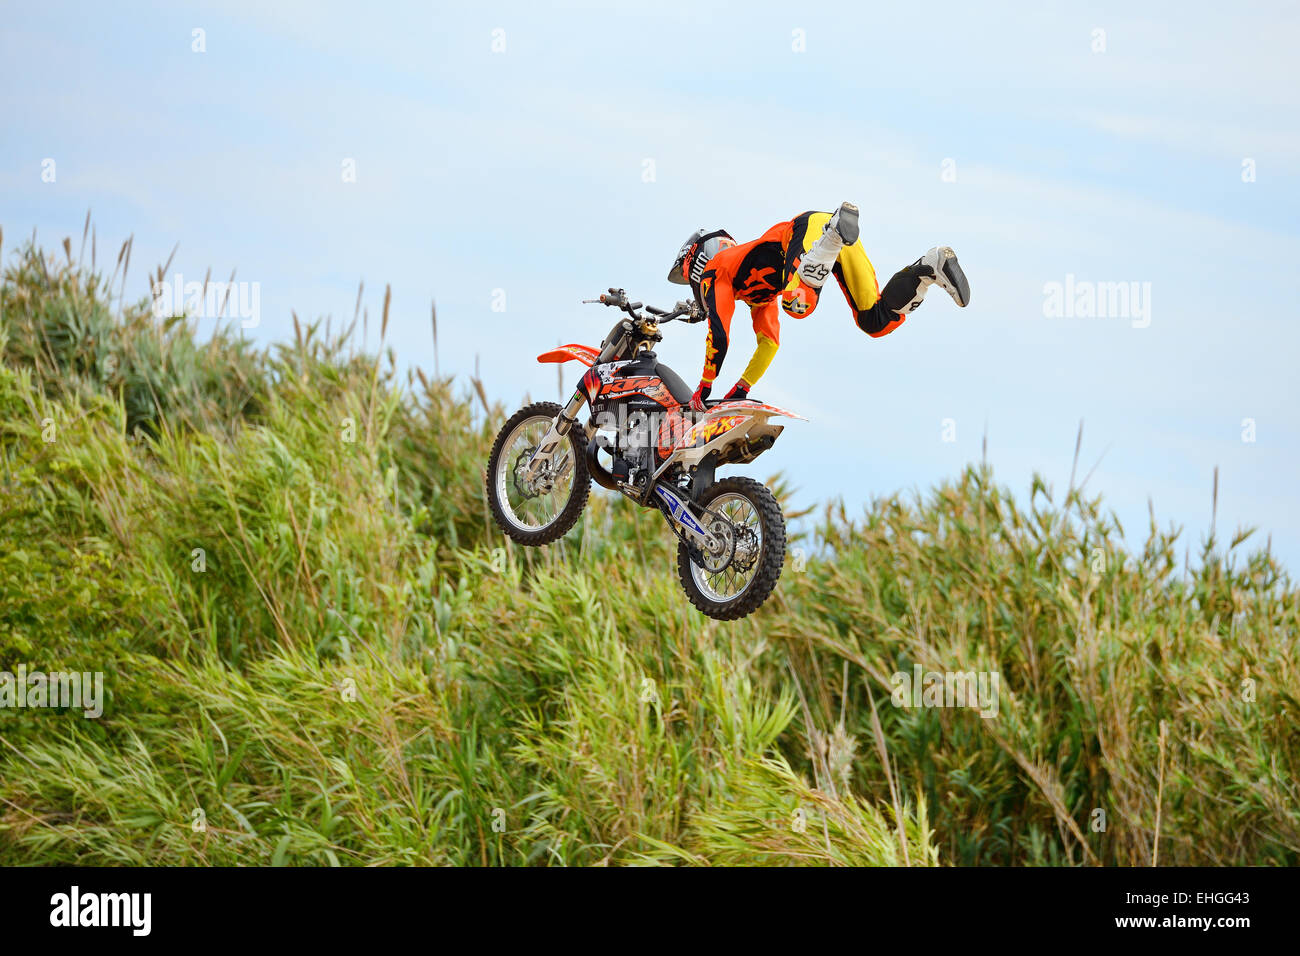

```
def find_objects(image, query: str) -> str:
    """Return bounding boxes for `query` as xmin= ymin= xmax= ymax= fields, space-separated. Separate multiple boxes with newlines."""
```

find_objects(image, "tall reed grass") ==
xmin=0 ymin=230 xmax=1294 ymax=865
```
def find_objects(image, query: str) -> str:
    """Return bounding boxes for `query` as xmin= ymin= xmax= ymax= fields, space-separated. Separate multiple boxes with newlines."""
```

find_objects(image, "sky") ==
xmin=3 ymin=0 xmax=1298 ymax=570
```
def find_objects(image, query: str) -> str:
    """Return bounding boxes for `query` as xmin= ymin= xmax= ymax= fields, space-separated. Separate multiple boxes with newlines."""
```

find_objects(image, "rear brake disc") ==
xmin=700 ymin=517 xmax=736 ymax=573
xmin=730 ymin=525 xmax=759 ymax=572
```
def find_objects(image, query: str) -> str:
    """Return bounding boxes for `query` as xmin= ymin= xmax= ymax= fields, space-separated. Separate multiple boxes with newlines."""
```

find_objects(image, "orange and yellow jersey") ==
xmin=696 ymin=219 xmax=796 ymax=389
xmin=696 ymin=211 xmax=888 ymax=390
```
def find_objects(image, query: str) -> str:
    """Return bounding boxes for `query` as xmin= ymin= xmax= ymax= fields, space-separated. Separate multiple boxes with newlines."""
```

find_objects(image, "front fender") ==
xmin=537 ymin=344 xmax=600 ymax=367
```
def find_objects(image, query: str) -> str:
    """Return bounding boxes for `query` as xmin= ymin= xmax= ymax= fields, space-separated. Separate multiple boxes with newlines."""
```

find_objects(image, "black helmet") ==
xmin=668 ymin=228 xmax=734 ymax=287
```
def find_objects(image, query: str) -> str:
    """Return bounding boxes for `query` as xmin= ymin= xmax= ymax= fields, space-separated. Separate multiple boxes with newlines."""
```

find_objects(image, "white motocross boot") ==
xmin=895 ymin=246 xmax=970 ymax=313
xmin=796 ymin=201 xmax=860 ymax=288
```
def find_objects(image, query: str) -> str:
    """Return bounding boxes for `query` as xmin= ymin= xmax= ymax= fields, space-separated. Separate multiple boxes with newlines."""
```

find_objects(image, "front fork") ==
xmin=523 ymin=389 xmax=587 ymax=482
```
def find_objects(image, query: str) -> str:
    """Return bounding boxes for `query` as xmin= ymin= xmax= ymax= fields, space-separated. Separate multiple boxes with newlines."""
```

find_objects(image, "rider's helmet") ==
xmin=668 ymin=228 xmax=735 ymax=305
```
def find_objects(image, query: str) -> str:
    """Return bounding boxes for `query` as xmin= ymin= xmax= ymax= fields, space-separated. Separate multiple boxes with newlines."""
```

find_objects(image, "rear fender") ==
xmin=661 ymin=400 xmax=806 ymax=470
xmin=708 ymin=399 xmax=807 ymax=422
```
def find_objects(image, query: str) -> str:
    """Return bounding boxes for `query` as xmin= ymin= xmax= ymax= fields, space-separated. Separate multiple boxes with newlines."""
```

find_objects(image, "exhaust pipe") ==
xmin=586 ymin=435 xmax=621 ymax=491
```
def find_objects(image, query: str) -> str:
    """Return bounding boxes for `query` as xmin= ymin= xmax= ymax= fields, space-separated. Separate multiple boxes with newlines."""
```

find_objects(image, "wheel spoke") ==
xmin=691 ymin=493 xmax=763 ymax=602
xmin=495 ymin=416 xmax=575 ymax=534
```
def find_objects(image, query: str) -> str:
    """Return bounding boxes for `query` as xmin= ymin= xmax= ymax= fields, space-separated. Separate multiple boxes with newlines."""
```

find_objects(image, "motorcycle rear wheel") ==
xmin=676 ymin=476 xmax=786 ymax=621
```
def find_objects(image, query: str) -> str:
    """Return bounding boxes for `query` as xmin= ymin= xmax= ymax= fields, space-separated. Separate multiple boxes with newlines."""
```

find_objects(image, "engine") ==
xmin=616 ymin=410 xmax=656 ymax=485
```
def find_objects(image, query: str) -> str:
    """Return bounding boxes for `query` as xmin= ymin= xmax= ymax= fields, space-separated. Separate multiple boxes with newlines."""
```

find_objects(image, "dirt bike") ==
xmin=484 ymin=288 xmax=805 ymax=620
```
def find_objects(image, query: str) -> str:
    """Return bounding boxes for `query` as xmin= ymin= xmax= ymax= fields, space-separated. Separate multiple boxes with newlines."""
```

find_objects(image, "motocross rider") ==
xmin=667 ymin=202 xmax=970 ymax=410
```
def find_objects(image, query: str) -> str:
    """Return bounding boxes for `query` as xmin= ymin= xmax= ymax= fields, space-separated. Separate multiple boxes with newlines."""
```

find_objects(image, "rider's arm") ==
xmin=734 ymin=300 xmax=780 ymax=392
xmin=694 ymin=268 xmax=735 ymax=405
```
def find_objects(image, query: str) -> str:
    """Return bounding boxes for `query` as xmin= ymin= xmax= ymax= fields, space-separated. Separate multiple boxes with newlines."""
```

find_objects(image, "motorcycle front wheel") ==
xmin=486 ymin=402 xmax=590 ymax=546
xmin=676 ymin=475 xmax=786 ymax=621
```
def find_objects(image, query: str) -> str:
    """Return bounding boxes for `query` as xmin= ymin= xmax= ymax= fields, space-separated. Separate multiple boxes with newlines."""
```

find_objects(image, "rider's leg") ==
xmin=828 ymin=239 xmax=902 ymax=337
xmin=781 ymin=204 xmax=860 ymax=319
xmin=780 ymin=272 xmax=819 ymax=317
xmin=798 ymin=203 xmax=859 ymax=284
xmin=844 ymin=246 xmax=970 ymax=336
xmin=833 ymin=237 xmax=880 ymax=314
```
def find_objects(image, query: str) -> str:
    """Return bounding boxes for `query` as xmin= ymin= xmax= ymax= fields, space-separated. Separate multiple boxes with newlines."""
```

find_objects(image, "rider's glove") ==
xmin=722 ymin=381 xmax=750 ymax=403
xmin=690 ymin=381 xmax=711 ymax=411
xmin=681 ymin=300 xmax=706 ymax=323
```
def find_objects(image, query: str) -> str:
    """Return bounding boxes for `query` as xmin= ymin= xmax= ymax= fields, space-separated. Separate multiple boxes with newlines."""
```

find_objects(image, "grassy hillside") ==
xmin=1 ymin=232 xmax=1296 ymax=865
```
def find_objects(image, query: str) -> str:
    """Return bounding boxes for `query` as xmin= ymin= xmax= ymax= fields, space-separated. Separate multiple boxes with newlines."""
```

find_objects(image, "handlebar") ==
xmin=582 ymin=288 xmax=703 ymax=324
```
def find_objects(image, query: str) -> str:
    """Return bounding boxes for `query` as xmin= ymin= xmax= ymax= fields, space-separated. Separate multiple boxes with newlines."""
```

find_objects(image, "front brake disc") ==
xmin=513 ymin=447 xmax=544 ymax=499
